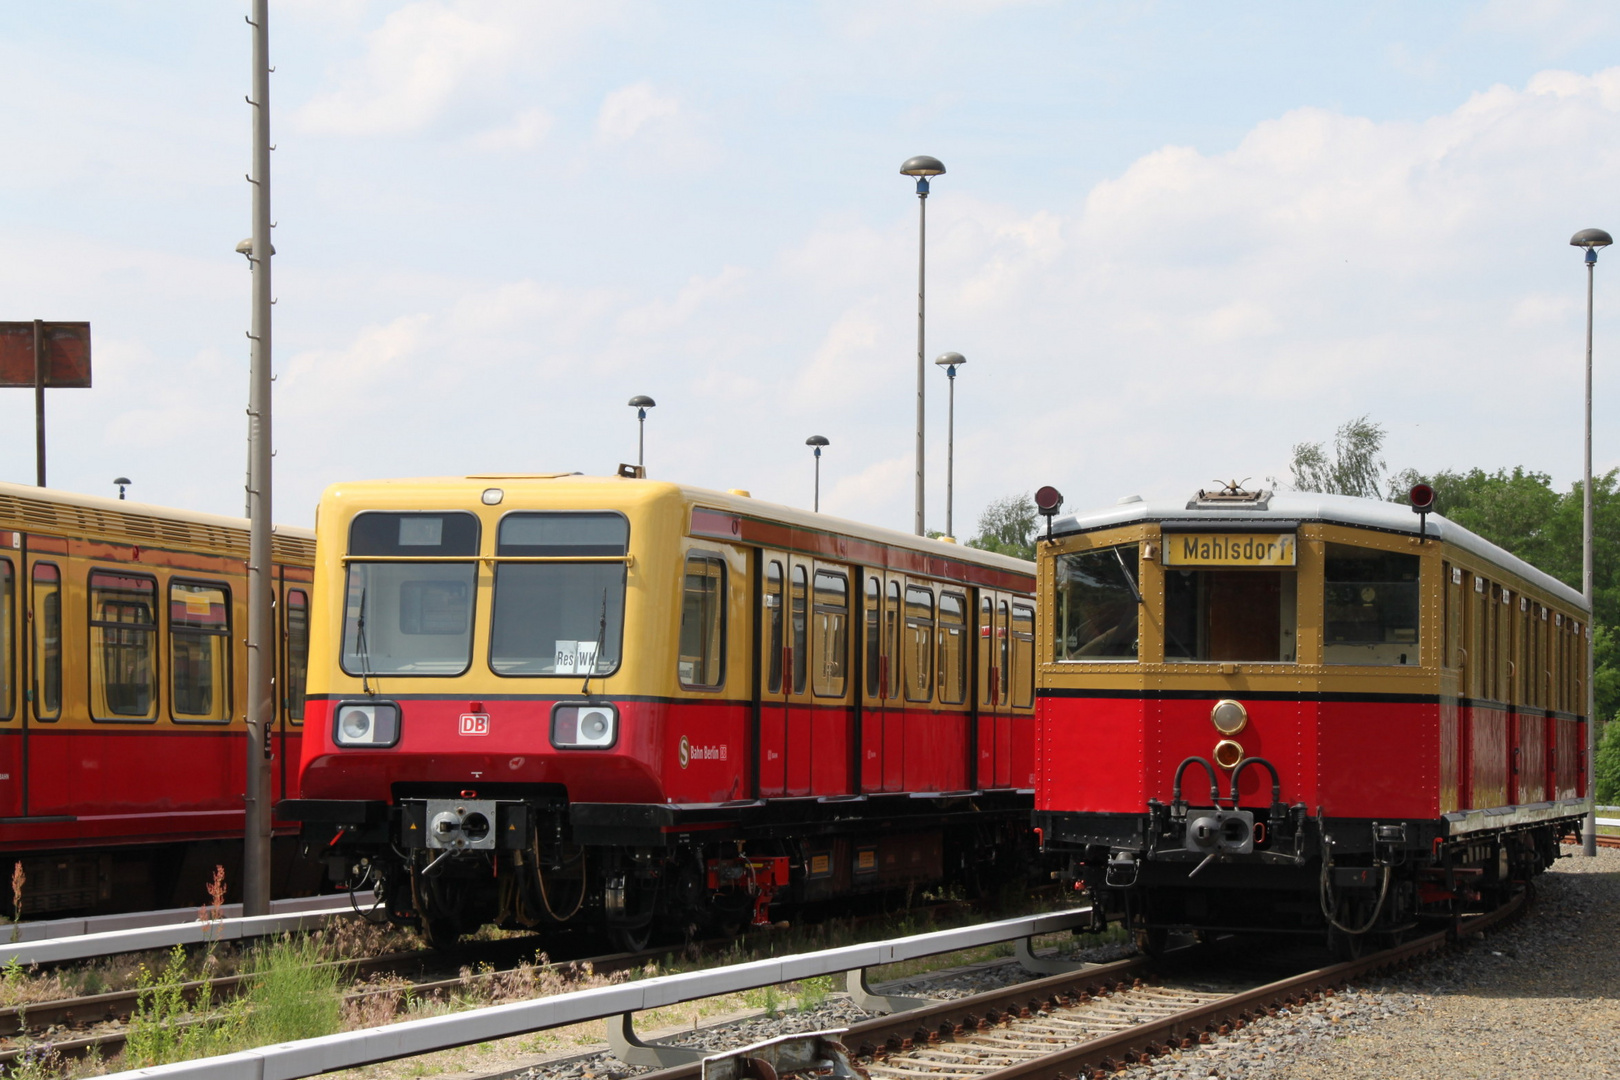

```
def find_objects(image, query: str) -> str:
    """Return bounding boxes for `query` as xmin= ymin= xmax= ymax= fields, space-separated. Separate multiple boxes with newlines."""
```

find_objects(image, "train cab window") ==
xmin=765 ymin=561 xmax=784 ymax=694
xmin=170 ymin=581 xmax=230 ymax=722
xmin=937 ymin=592 xmax=966 ymax=704
xmin=1011 ymin=602 xmax=1035 ymax=708
xmin=31 ymin=563 xmax=60 ymax=720
xmin=791 ymin=566 xmax=808 ymax=694
xmin=89 ymin=571 xmax=158 ymax=720
xmin=812 ymin=571 xmax=848 ymax=698
xmin=864 ymin=577 xmax=881 ymax=698
xmin=1054 ymin=546 xmax=1140 ymax=661
xmin=284 ymin=589 xmax=309 ymax=721
xmin=885 ymin=581 xmax=902 ymax=699
xmin=344 ymin=511 xmax=482 ymax=678
xmin=488 ymin=512 xmax=629 ymax=677
xmin=0 ymin=561 xmax=11 ymax=720
xmin=903 ymin=585 xmax=934 ymax=702
xmin=1323 ymin=545 xmax=1419 ymax=665
xmin=678 ymin=554 xmax=725 ymax=690
xmin=1166 ymin=570 xmax=1296 ymax=663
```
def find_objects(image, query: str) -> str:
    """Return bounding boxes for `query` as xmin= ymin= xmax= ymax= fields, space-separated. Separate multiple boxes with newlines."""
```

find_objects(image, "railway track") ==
xmin=645 ymin=898 xmax=1526 ymax=1080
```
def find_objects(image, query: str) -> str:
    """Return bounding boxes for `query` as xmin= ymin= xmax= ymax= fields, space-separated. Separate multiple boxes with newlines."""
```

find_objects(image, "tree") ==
xmin=967 ymin=493 xmax=1037 ymax=561
xmin=1285 ymin=416 xmax=1388 ymax=498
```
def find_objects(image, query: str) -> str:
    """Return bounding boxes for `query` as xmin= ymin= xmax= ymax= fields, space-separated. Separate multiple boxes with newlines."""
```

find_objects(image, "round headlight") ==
xmin=1210 ymin=699 xmax=1247 ymax=735
xmin=340 ymin=708 xmax=373 ymax=742
xmin=581 ymin=712 xmax=610 ymax=740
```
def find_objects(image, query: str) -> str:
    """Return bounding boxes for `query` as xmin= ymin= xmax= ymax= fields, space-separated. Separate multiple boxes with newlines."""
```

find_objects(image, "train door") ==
xmin=277 ymin=583 xmax=311 ymax=802
xmin=809 ymin=565 xmax=851 ymax=795
xmin=901 ymin=580 xmax=937 ymax=791
xmin=758 ymin=555 xmax=788 ymax=796
xmin=0 ymin=552 xmax=18 ymax=820
xmin=976 ymin=593 xmax=1014 ymax=788
xmin=1009 ymin=599 xmax=1037 ymax=789
xmin=859 ymin=573 xmax=884 ymax=791
xmin=23 ymin=555 xmax=65 ymax=818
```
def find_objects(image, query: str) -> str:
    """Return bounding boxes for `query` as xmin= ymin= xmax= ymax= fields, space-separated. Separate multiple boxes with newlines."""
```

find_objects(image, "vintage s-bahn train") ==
xmin=1031 ymin=484 xmax=1591 ymax=953
xmin=282 ymin=474 xmax=1040 ymax=948
xmin=0 ymin=481 xmax=316 ymax=914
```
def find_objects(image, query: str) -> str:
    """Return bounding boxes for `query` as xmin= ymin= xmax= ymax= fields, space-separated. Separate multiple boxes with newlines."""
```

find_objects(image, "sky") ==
xmin=2 ymin=1 xmax=1620 ymax=533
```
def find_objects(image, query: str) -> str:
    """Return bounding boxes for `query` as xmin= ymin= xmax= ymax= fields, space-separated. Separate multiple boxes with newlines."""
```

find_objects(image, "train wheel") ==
xmin=412 ymin=866 xmax=468 ymax=951
xmin=608 ymin=923 xmax=654 ymax=953
xmin=603 ymin=867 xmax=661 ymax=953
xmin=1134 ymin=926 xmax=1170 ymax=959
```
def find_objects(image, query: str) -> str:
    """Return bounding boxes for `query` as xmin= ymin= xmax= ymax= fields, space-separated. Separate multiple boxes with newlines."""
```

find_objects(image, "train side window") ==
xmin=765 ymin=561 xmax=784 ymax=694
xmin=937 ymin=592 xmax=966 ymax=704
xmin=678 ymin=554 xmax=725 ymax=690
xmin=170 ymin=581 xmax=231 ymax=722
xmin=31 ymin=564 xmax=60 ymax=721
xmin=791 ymin=565 xmax=808 ymax=695
xmin=1468 ymin=576 xmax=1487 ymax=699
xmin=812 ymin=570 xmax=848 ymax=698
xmin=1323 ymin=545 xmax=1419 ymax=665
xmin=0 ymin=561 xmax=11 ymax=721
xmin=863 ymin=577 xmax=881 ymax=698
xmin=1055 ymin=546 xmax=1140 ymax=661
xmin=1012 ymin=602 xmax=1035 ymax=708
xmin=1444 ymin=563 xmax=1464 ymax=670
xmin=284 ymin=588 xmax=309 ymax=721
xmin=1496 ymin=587 xmax=1512 ymax=700
xmin=978 ymin=597 xmax=996 ymax=705
xmin=997 ymin=600 xmax=1011 ymax=704
xmin=903 ymin=585 xmax=934 ymax=703
xmin=885 ymin=581 xmax=902 ymax=700
xmin=89 ymin=570 xmax=158 ymax=721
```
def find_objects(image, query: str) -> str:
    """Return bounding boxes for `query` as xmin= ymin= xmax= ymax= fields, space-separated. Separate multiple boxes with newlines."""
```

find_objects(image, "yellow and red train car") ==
xmin=282 ymin=474 xmax=1039 ymax=947
xmin=1031 ymin=484 xmax=1590 ymax=952
xmin=0 ymin=481 xmax=316 ymax=913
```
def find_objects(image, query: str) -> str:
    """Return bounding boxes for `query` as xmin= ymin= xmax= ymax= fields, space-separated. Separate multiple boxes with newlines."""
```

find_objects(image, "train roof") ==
xmin=0 ymin=479 xmax=315 ymax=561
xmin=321 ymin=473 xmax=1035 ymax=578
xmin=1050 ymin=487 xmax=1587 ymax=612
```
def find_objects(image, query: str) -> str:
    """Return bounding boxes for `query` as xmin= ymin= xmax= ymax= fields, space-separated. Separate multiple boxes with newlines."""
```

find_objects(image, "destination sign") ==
xmin=1164 ymin=533 xmax=1296 ymax=567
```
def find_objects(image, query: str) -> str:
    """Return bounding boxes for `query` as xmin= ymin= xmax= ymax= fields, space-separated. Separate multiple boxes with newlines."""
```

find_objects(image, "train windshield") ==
xmin=1055 ymin=545 xmax=1140 ymax=661
xmin=489 ymin=512 xmax=628 ymax=676
xmin=1324 ymin=544 xmax=1420 ymax=665
xmin=1165 ymin=570 xmax=1298 ymax=662
xmin=341 ymin=511 xmax=480 ymax=677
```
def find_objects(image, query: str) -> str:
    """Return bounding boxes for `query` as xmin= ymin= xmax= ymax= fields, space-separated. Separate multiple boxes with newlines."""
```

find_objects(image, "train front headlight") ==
xmin=551 ymin=702 xmax=618 ymax=749
xmin=334 ymin=702 xmax=401 ymax=747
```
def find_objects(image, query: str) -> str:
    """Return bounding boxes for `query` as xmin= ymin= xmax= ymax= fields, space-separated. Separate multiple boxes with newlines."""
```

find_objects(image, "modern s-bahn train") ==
xmin=0 ymin=481 xmax=317 ymax=914
xmin=1031 ymin=484 xmax=1591 ymax=954
xmin=282 ymin=474 xmax=1040 ymax=948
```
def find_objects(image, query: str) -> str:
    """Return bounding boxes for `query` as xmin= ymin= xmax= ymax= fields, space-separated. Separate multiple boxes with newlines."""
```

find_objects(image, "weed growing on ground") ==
xmin=234 ymin=933 xmax=345 ymax=1047
xmin=9 ymin=861 xmax=24 ymax=943
xmin=792 ymin=974 xmax=834 ymax=1010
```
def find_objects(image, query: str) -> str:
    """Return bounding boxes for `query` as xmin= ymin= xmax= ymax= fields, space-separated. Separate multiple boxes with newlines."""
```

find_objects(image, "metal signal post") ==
xmin=243 ymin=0 xmax=276 ymax=914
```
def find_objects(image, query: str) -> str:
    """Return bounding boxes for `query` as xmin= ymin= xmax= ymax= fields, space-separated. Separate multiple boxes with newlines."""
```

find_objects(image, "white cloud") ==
xmin=596 ymin=82 xmax=681 ymax=142
xmin=468 ymin=106 xmax=554 ymax=151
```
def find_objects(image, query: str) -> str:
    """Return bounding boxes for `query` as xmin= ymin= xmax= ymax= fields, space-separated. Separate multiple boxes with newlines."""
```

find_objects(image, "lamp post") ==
xmin=934 ymin=352 xmax=966 ymax=539
xmin=901 ymin=155 xmax=945 ymax=536
xmin=806 ymin=435 xmax=829 ymax=512
xmin=113 ymin=477 xmax=130 ymax=501
xmin=1572 ymin=226 xmax=1612 ymax=857
xmin=628 ymin=395 xmax=655 ymax=473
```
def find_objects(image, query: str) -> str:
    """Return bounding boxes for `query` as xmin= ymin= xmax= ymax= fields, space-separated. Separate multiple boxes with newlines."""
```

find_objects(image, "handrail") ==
xmin=105 ymin=908 xmax=1092 ymax=1079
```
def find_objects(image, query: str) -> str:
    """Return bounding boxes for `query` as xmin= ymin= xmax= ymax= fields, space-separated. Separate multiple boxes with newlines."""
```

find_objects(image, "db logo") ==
xmin=459 ymin=713 xmax=490 ymax=736
xmin=678 ymin=735 xmax=690 ymax=769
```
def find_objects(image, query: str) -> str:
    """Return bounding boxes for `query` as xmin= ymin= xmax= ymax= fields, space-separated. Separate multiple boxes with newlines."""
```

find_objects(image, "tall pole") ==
xmin=814 ymin=448 xmax=821 ymax=512
xmin=32 ymin=320 xmax=45 ymax=487
xmin=244 ymin=0 xmax=275 ymax=913
xmin=638 ymin=412 xmax=645 ymax=470
xmin=1584 ymin=248 xmax=1598 ymax=857
xmin=914 ymin=188 xmax=927 ymax=536
xmin=944 ymin=365 xmax=956 ymax=538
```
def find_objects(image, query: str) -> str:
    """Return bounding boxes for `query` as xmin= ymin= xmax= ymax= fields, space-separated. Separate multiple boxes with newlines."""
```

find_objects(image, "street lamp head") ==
xmin=627 ymin=395 xmax=656 ymax=408
xmin=113 ymin=477 xmax=131 ymax=500
xmin=234 ymin=238 xmax=274 ymax=262
xmin=934 ymin=351 xmax=966 ymax=369
xmin=899 ymin=156 xmax=946 ymax=177
xmin=806 ymin=435 xmax=829 ymax=449
xmin=1571 ymin=228 xmax=1613 ymax=250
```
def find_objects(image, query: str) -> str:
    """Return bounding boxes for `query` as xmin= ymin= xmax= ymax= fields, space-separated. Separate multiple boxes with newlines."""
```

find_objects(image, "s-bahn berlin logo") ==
xmin=678 ymin=735 xmax=728 ymax=768
xmin=1164 ymin=532 xmax=1297 ymax=568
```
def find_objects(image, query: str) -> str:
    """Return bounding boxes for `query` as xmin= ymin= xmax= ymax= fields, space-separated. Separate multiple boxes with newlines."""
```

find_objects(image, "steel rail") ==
xmin=2 ymin=893 xmax=374 ymax=947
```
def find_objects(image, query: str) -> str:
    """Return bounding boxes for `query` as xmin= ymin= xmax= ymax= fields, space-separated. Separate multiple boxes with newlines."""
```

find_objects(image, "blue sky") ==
xmin=1 ymin=2 xmax=1619 ymax=531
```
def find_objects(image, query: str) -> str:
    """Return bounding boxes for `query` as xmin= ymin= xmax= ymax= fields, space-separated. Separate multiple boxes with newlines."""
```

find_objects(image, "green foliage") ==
xmin=967 ymin=493 xmax=1038 ymax=561
xmin=237 ymin=934 xmax=344 ymax=1047
xmin=126 ymin=945 xmax=223 ymax=1066
xmin=1596 ymin=715 xmax=1620 ymax=803
xmin=1287 ymin=415 xmax=1388 ymax=498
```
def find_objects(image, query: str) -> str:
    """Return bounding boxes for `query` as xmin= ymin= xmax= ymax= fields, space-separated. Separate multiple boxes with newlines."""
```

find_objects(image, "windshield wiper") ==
xmin=581 ymin=589 xmax=608 ymax=696
xmin=354 ymin=584 xmax=376 ymax=696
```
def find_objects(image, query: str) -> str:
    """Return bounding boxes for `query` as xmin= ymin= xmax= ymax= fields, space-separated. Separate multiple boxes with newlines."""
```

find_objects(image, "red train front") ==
xmin=282 ymin=474 xmax=1042 ymax=947
xmin=1032 ymin=484 xmax=1591 ymax=953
